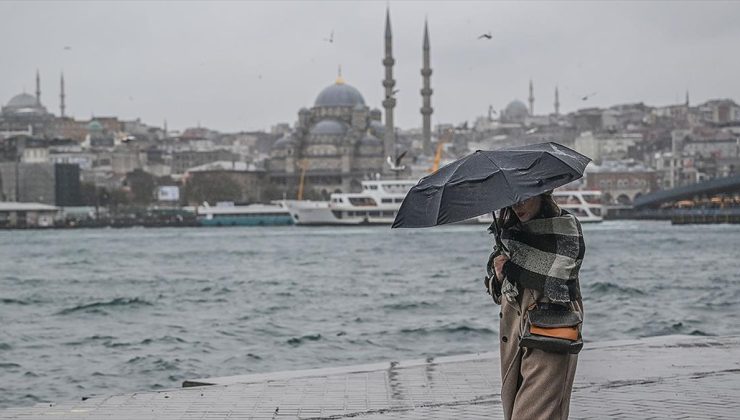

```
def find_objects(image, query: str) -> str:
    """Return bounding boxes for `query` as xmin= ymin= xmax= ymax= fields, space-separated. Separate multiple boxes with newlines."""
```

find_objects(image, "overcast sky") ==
xmin=2 ymin=1 xmax=740 ymax=132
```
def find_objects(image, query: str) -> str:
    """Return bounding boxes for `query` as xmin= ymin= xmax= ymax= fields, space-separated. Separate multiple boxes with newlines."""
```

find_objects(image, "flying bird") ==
xmin=63 ymin=46 xmax=72 ymax=50
xmin=386 ymin=150 xmax=408 ymax=172
xmin=324 ymin=30 xmax=334 ymax=43
xmin=581 ymin=92 xmax=597 ymax=101
xmin=478 ymin=32 xmax=492 ymax=40
xmin=392 ymin=89 xmax=400 ymax=95
xmin=526 ymin=127 xmax=539 ymax=135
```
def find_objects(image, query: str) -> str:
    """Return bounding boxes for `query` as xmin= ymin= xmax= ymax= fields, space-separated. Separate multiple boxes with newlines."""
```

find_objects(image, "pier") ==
xmin=2 ymin=335 xmax=739 ymax=419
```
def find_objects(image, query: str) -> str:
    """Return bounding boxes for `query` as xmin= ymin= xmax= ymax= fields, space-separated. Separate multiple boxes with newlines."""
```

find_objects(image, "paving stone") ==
xmin=2 ymin=335 xmax=739 ymax=419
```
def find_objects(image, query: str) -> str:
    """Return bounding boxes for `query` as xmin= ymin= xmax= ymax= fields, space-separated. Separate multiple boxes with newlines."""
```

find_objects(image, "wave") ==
xmin=56 ymin=297 xmax=153 ymax=315
xmin=585 ymin=282 xmax=645 ymax=296
xmin=287 ymin=333 xmax=322 ymax=346
xmin=1 ymin=297 xmax=46 ymax=305
xmin=382 ymin=301 xmax=436 ymax=311
xmin=399 ymin=325 xmax=495 ymax=336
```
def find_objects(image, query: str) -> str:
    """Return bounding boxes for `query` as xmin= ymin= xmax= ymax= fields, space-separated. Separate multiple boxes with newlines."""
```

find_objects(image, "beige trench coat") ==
xmin=495 ymin=285 xmax=583 ymax=420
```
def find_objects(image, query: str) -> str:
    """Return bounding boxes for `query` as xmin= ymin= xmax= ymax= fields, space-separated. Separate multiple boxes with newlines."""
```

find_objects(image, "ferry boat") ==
xmin=282 ymin=180 xmax=416 ymax=225
xmin=475 ymin=190 xmax=604 ymax=224
xmin=196 ymin=202 xmax=293 ymax=226
xmin=552 ymin=190 xmax=603 ymax=223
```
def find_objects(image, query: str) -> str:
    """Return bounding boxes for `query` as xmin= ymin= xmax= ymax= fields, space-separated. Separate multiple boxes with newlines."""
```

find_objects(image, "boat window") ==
xmin=348 ymin=197 xmax=377 ymax=206
xmin=331 ymin=210 xmax=343 ymax=219
xmin=591 ymin=208 xmax=602 ymax=216
xmin=368 ymin=211 xmax=380 ymax=217
xmin=381 ymin=198 xmax=393 ymax=203
xmin=394 ymin=198 xmax=404 ymax=203
xmin=382 ymin=211 xmax=394 ymax=217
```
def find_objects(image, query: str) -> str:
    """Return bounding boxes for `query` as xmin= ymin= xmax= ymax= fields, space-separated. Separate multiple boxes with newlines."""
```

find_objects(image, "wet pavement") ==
xmin=2 ymin=335 xmax=739 ymax=419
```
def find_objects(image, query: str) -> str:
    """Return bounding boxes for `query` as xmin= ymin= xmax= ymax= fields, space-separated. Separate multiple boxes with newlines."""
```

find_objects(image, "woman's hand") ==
xmin=493 ymin=255 xmax=509 ymax=282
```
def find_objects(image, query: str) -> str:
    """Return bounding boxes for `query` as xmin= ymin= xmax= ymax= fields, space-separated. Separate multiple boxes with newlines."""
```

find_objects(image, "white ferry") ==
xmin=196 ymin=202 xmax=293 ymax=226
xmin=475 ymin=190 xmax=604 ymax=224
xmin=282 ymin=180 xmax=416 ymax=225
xmin=552 ymin=190 xmax=603 ymax=223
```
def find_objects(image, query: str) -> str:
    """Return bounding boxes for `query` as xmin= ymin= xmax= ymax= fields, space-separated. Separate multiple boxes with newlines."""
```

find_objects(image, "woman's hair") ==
xmin=497 ymin=192 xmax=561 ymax=229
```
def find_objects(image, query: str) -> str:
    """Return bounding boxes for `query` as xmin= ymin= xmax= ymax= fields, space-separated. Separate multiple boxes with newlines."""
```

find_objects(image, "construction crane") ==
xmin=430 ymin=129 xmax=453 ymax=173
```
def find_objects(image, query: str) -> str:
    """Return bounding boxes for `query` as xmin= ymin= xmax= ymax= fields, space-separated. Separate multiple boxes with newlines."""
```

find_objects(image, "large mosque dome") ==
xmin=3 ymin=92 xmax=47 ymax=116
xmin=503 ymin=99 xmax=529 ymax=122
xmin=314 ymin=78 xmax=365 ymax=108
xmin=7 ymin=93 xmax=39 ymax=109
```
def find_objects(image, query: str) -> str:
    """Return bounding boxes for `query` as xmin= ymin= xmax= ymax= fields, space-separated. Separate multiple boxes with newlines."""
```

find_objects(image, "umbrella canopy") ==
xmin=392 ymin=142 xmax=591 ymax=228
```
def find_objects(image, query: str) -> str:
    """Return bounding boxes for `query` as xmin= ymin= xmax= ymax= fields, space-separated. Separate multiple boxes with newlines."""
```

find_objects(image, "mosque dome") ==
xmin=88 ymin=120 xmax=104 ymax=131
xmin=314 ymin=78 xmax=365 ymax=108
xmin=272 ymin=134 xmax=296 ymax=150
xmin=6 ymin=93 xmax=39 ymax=109
xmin=309 ymin=119 xmax=348 ymax=136
xmin=504 ymin=100 xmax=529 ymax=121
xmin=359 ymin=132 xmax=382 ymax=146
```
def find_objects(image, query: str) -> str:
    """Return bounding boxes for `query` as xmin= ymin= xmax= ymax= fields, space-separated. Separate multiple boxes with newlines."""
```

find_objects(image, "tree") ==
xmin=184 ymin=173 xmax=243 ymax=205
xmin=125 ymin=169 xmax=156 ymax=205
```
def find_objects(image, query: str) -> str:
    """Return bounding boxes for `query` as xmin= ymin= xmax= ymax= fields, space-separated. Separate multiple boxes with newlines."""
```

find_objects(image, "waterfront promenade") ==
xmin=2 ymin=335 xmax=739 ymax=419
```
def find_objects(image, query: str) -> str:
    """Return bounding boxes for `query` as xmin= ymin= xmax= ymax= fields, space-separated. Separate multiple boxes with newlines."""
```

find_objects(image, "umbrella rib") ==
xmin=480 ymin=152 xmax=515 ymax=203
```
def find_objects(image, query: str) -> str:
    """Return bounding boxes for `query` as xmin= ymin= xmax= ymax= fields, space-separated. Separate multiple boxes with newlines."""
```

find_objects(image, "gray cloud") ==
xmin=2 ymin=1 xmax=739 ymax=132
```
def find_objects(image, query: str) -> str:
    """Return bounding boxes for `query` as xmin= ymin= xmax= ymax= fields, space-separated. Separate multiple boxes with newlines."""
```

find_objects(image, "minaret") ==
xmin=420 ymin=19 xmax=433 ymax=156
xmin=554 ymin=86 xmax=560 ymax=116
xmin=36 ymin=69 xmax=41 ymax=105
xmin=60 ymin=73 xmax=66 ymax=118
xmin=685 ymin=90 xmax=690 ymax=107
xmin=528 ymin=79 xmax=534 ymax=116
xmin=382 ymin=7 xmax=396 ymax=164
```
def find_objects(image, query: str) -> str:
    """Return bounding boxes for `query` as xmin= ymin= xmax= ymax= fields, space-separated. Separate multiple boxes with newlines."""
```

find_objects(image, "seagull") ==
xmin=478 ymin=32 xmax=492 ymax=40
xmin=581 ymin=92 xmax=597 ymax=101
xmin=392 ymin=89 xmax=400 ymax=95
xmin=526 ymin=127 xmax=538 ymax=134
xmin=63 ymin=46 xmax=72 ymax=50
xmin=323 ymin=30 xmax=334 ymax=43
xmin=386 ymin=150 xmax=408 ymax=172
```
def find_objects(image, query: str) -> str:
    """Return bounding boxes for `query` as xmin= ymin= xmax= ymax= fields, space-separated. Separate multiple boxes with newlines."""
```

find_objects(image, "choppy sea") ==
xmin=1 ymin=221 xmax=739 ymax=408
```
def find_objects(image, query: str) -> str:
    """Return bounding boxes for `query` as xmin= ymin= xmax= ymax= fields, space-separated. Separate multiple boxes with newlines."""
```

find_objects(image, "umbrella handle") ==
xmin=491 ymin=211 xmax=509 ymax=255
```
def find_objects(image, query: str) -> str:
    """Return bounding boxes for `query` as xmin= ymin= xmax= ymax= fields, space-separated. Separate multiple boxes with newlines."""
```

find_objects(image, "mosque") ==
xmin=268 ymin=9 xmax=434 ymax=196
xmin=1 ymin=71 xmax=68 ymax=139
xmin=0 ymin=71 xmax=57 ymax=137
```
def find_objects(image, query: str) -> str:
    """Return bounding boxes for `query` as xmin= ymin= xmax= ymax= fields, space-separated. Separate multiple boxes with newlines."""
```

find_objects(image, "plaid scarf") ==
xmin=499 ymin=211 xmax=584 ymax=303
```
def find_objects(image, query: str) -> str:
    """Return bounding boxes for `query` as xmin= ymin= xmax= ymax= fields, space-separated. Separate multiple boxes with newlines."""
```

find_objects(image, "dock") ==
xmin=2 ymin=335 xmax=739 ymax=419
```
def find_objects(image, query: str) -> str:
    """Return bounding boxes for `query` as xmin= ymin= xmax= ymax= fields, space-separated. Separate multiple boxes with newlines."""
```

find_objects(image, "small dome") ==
xmin=272 ymin=134 xmax=296 ymax=149
xmin=88 ymin=120 xmax=104 ymax=131
xmin=504 ymin=100 xmax=529 ymax=121
xmin=6 ymin=93 xmax=39 ymax=109
xmin=360 ymin=132 xmax=382 ymax=146
xmin=309 ymin=119 xmax=348 ymax=136
xmin=315 ymin=81 xmax=365 ymax=108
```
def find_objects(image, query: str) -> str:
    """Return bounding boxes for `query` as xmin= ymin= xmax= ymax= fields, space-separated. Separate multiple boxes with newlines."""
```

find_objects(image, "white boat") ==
xmin=475 ymin=190 xmax=604 ymax=224
xmin=552 ymin=190 xmax=603 ymax=223
xmin=196 ymin=202 xmax=293 ymax=226
xmin=282 ymin=180 xmax=416 ymax=225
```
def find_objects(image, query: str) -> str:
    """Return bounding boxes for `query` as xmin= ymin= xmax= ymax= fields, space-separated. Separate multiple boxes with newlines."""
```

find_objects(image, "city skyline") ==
xmin=2 ymin=1 xmax=740 ymax=132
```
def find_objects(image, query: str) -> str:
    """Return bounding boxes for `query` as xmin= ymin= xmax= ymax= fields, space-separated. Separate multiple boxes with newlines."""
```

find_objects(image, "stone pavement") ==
xmin=2 ymin=335 xmax=739 ymax=419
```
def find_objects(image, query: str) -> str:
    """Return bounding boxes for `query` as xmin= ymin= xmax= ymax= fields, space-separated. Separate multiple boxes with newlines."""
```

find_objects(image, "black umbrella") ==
xmin=391 ymin=142 xmax=591 ymax=229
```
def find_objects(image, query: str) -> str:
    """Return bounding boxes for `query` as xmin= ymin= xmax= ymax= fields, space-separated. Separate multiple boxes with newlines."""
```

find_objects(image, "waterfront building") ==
xmin=0 ymin=162 xmax=81 ymax=206
xmin=585 ymin=159 xmax=657 ymax=205
xmin=0 ymin=201 xmax=59 ymax=227
xmin=574 ymin=131 xmax=643 ymax=163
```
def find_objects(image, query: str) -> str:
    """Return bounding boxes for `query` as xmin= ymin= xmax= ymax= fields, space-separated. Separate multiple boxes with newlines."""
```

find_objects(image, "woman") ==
xmin=485 ymin=192 xmax=585 ymax=420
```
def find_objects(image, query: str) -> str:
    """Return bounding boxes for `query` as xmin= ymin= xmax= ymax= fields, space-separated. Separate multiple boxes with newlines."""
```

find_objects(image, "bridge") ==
xmin=633 ymin=173 xmax=740 ymax=209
